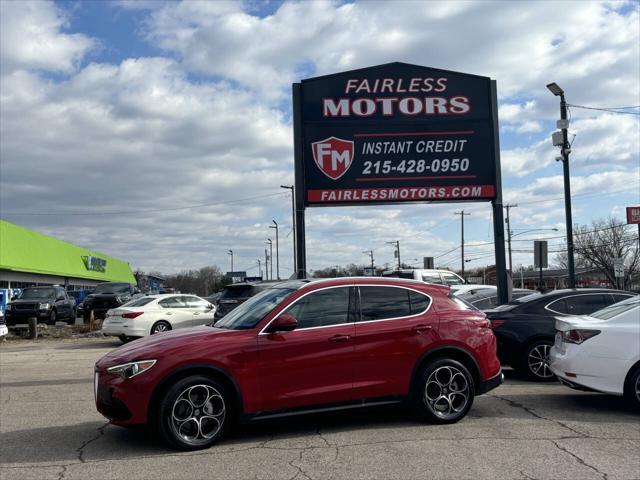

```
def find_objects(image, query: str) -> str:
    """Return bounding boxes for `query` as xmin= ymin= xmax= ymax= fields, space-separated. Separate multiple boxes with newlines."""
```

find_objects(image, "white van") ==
xmin=381 ymin=269 xmax=466 ymax=286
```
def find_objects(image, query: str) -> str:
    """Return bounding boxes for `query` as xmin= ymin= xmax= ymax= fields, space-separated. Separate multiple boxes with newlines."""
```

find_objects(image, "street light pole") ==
xmin=454 ymin=211 xmax=470 ymax=279
xmin=264 ymin=249 xmax=269 ymax=280
xmin=227 ymin=250 xmax=233 ymax=273
xmin=386 ymin=241 xmax=401 ymax=269
xmin=504 ymin=204 xmax=518 ymax=276
xmin=257 ymin=259 xmax=262 ymax=278
xmin=269 ymin=220 xmax=280 ymax=280
xmin=281 ymin=185 xmax=296 ymax=274
xmin=266 ymin=239 xmax=273 ymax=281
xmin=547 ymin=82 xmax=576 ymax=289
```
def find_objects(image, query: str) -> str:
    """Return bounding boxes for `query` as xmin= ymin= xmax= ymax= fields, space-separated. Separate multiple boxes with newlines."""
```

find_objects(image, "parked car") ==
xmin=485 ymin=288 xmax=637 ymax=381
xmin=457 ymin=287 xmax=535 ymax=311
xmin=213 ymin=281 xmax=281 ymax=321
xmin=82 ymin=282 xmax=141 ymax=322
xmin=102 ymin=294 xmax=216 ymax=343
xmin=4 ymin=286 xmax=76 ymax=325
xmin=381 ymin=269 xmax=466 ymax=286
xmin=550 ymin=295 xmax=640 ymax=409
xmin=95 ymin=277 xmax=502 ymax=450
xmin=0 ymin=310 xmax=7 ymax=338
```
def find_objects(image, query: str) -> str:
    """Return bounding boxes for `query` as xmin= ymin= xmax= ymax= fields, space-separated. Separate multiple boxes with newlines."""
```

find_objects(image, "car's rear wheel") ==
xmin=151 ymin=321 xmax=171 ymax=335
xmin=520 ymin=340 xmax=556 ymax=381
xmin=157 ymin=375 xmax=230 ymax=450
xmin=118 ymin=335 xmax=131 ymax=344
xmin=624 ymin=365 xmax=640 ymax=410
xmin=413 ymin=358 xmax=475 ymax=424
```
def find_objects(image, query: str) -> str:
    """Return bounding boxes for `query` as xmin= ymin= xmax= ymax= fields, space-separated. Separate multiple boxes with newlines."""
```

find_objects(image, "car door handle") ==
xmin=328 ymin=334 xmax=351 ymax=342
xmin=166 ymin=312 xmax=173 ymax=316
xmin=193 ymin=312 xmax=200 ymax=315
xmin=412 ymin=324 xmax=432 ymax=333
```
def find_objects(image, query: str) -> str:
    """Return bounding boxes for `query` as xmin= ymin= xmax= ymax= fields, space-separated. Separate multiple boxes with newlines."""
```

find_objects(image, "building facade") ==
xmin=0 ymin=220 xmax=136 ymax=291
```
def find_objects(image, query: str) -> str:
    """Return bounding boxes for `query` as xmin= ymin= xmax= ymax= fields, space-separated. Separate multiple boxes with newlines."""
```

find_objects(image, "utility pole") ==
xmin=280 ymin=185 xmax=296 ymax=274
xmin=363 ymin=250 xmax=375 ymax=275
xmin=454 ymin=211 xmax=471 ymax=279
xmin=257 ymin=259 xmax=262 ymax=279
xmin=227 ymin=250 xmax=234 ymax=273
xmin=266 ymin=239 xmax=273 ymax=281
xmin=547 ymin=82 xmax=576 ymax=288
xmin=270 ymin=220 xmax=280 ymax=280
xmin=386 ymin=241 xmax=401 ymax=269
xmin=504 ymin=204 xmax=518 ymax=277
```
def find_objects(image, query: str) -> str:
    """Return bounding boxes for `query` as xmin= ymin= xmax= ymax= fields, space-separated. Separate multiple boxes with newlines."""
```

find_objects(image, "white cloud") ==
xmin=0 ymin=1 xmax=93 ymax=74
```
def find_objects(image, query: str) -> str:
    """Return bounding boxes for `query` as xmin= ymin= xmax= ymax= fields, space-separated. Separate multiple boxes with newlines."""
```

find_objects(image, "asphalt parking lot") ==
xmin=1 ymin=337 xmax=639 ymax=480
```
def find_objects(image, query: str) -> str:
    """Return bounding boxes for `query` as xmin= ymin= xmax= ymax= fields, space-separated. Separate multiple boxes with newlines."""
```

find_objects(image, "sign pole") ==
xmin=292 ymin=83 xmax=307 ymax=278
xmin=490 ymin=81 xmax=509 ymax=304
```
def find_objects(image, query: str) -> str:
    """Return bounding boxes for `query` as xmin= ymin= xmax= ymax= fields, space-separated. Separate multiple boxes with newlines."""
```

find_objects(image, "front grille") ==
xmin=0 ymin=316 xmax=5 ymax=325
xmin=12 ymin=303 xmax=38 ymax=311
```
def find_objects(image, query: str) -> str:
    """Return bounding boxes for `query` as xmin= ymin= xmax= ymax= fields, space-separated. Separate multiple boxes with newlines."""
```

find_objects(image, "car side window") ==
xmin=565 ymin=294 xmax=612 ymax=315
xmin=442 ymin=273 xmax=464 ymax=286
xmin=409 ymin=290 xmax=431 ymax=313
xmin=472 ymin=297 xmax=496 ymax=310
xmin=359 ymin=286 xmax=412 ymax=321
xmin=284 ymin=287 xmax=350 ymax=329
xmin=546 ymin=298 xmax=569 ymax=314
xmin=159 ymin=296 xmax=185 ymax=308
xmin=611 ymin=294 xmax=633 ymax=303
xmin=421 ymin=274 xmax=442 ymax=284
xmin=185 ymin=297 xmax=208 ymax=308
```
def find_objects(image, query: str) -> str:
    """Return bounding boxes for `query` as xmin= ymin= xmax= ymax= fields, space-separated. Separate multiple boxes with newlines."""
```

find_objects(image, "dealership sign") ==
xmin=627 ymin=206 xmax=640 ymax=224
xmin=83 ymin=256 xmax=107 ymax=272
xmin=295 ymin=63 xmax=499 ymax=206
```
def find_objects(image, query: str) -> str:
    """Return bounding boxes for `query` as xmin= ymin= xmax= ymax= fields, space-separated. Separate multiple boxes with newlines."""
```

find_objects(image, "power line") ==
xmin=567 ymin=103 xmax=640 ymax=115
xmin=1 ymin=192 xmax=288 ymax=216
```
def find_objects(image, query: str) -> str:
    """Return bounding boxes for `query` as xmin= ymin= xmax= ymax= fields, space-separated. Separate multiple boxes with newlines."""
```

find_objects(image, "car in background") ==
xmin=382 ymin=269 xmax=466 ymax=286
xmin=4 ymin=286 xmax=76 ymax=326
xmin=82 ymin=282 xmax=141 ymax=322
xmin=213 ymin=281 xmax=281 ymax=321
xmin=550 ymin=295 xmax=640 ymax=409
xmin=485 ymin=288 xmax=636 ymax=381
xmin=204 ymin=292 xmax=222 ymax=305
xmin=457 ymin=287 xmax=535 ymax=311
xmin=94 ymin=277 xmax=502 ymax=450
xmin=0 ymin=310 xmax=7 ymax=338
xmin=101 ymin=294 xmax=216 ymax=343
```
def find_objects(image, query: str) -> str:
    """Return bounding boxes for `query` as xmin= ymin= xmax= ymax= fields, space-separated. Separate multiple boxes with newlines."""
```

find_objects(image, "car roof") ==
xmin=297 ymin=276 xmax=450 ymax=294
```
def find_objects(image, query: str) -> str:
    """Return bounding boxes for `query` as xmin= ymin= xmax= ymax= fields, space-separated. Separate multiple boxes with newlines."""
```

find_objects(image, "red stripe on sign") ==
xmin=307 ymin=185 xmax=495 ymax=203
xmin=355 ymin=175 xmax=477 ymax=182
xmin=353 ymin=131 xmax=474 ymax=138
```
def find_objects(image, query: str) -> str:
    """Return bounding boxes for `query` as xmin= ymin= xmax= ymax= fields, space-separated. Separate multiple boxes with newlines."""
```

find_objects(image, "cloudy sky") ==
xmin=1 ymin=0 xmax=638 ymax=278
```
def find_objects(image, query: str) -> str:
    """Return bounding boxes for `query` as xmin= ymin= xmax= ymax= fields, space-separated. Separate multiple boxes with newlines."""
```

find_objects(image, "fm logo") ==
xmin=311 ymin=137 xmax=354 ymax=180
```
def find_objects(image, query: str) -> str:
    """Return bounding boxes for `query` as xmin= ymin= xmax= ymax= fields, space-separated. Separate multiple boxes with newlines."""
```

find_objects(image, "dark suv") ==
xmin=213 ymin=281 xmax=280 ymax=321
xmin=95 ymin=277 xmax=502 ymax=450
xmin=5 ymin=286 xmax=75 ymax=325
xmin=82 ymin=282 xmax=140 ymax=322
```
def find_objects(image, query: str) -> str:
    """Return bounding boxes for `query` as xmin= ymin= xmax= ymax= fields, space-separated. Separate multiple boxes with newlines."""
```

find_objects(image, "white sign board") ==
xmin=613 ymin=258 xmax=624 ymax=278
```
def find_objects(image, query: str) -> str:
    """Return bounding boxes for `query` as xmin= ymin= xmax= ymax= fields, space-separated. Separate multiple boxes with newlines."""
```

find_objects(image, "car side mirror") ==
xmin=268 ymin=314 xmax=297 ymax=333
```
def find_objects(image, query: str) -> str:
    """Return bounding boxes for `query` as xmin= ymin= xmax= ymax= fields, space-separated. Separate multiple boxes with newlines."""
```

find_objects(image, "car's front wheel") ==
xmin=413 ymin=358 xmax=475 ymax=424
xmin=48 ymin=309 xmax=57 ymax=325
xmin=624 ymin=365 xmax=640 ymax=410
xmin=157 ymin=375 xmax=230 ymax=450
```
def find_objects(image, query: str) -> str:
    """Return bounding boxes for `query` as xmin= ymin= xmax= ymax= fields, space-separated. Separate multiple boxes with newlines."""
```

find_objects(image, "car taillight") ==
xmin=490 ymin=319 xmax=506 ymax=328
xmin=121 ymin=311 xmax=143 ymax=319
xmin=562 ymin=329 xmax=600 ymax=344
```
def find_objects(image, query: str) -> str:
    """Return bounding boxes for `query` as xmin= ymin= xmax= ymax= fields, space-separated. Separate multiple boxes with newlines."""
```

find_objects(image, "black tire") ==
xmin=156 ymin=375 xmax=230 ymax=450
xmin=413 ymin=358 xmax=475 ymax=424
xmin=118 ymin=335 xmax=130 ymax=344
xmin=48 ymin=309 xmax=57 ymax=325
xmin=67 ymin=308 xmax=76 ymax=325
xmin=520 ymin=340 xmax=556 ymax=382
xmin=150 ymin=321 xmax=171 ymax=335
xmin=624 ymin=365 xmax=640 ymax=410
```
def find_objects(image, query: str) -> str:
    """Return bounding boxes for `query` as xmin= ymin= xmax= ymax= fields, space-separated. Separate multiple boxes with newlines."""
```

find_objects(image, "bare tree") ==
xmin=552 ymin=250 xmax=589 ymax=270
xmin=573 ymin=217 xmax=639 ymax=288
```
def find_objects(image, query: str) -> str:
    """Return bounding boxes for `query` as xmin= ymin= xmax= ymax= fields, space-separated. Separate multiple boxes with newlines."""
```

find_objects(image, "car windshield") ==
xmin=491 ymin=292 xmax=543 ymax=311
xmin=215 ymin=287 xmax=296 ymax=330
xmin=219 ymin=285 xmax=254 ymax=299
xmin=94 ymin=283 xmax=130 ymax=294
xmin=19 ymin=288 xmax=56 ymax=300
xmin=591 ymin=296 xmax=640 ymax=320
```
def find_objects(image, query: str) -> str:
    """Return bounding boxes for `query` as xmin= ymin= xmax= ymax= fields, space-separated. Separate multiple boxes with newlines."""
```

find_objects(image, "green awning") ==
xmin=0 ymin=220 xmax=136 ymax=284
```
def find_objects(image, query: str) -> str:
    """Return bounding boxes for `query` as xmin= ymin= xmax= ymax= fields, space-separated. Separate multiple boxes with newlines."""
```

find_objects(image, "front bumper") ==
xmin=94 ymin=368 xmax=155 ymax=425
xmin=0 ymin=325 xmax=8 ymax=337
xmin=5 ymin=310 xmax=51 ymax=325
xmin=477 ymin=371 xmax=504 ymax=395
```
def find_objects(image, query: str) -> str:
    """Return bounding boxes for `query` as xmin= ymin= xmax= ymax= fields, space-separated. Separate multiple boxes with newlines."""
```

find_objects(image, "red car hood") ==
xmin=97 ymin=326 xmax=235 ymax=367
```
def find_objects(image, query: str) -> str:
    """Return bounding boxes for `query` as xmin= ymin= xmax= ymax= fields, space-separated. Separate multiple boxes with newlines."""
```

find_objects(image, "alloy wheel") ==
xmin=153 ymin=323 xmax=169 ymax=334
xmin=169 ymin=385 xmax=226 ymax=447
xmin=528 ymin=343 xmax=553 ymax=379
xmin=424 ymin=365 xmax=470 ymax=420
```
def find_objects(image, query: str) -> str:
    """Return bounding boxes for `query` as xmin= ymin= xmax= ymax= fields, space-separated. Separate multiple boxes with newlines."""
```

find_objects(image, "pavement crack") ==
xmin=316 ymin=427 xmax=339 ymax=461
xmin=56 ymin=464 xmax=67 ymax=480
xmin=489 ymin=394 xmax=589 ymax=438
xmin=288 ymin=448 xmax=313 ymax=480
xmin=520 ymin=469 xmax=539 ymax=480
xmin=76 ymin=422 xmax=109 ymax=463
xmin=550 ymin=440 xmax=608 ymax=480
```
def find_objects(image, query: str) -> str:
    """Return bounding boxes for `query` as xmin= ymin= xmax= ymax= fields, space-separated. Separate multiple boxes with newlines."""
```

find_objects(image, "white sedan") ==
xmin=102 ymin=294 xmax=216 ymax=343
xmin=549 ymin=295 xmax=640 ymax=408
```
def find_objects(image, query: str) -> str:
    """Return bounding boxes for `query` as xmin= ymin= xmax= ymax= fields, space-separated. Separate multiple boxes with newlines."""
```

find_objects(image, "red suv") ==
xmin=95 ymin=278 xmax=502 ymax=450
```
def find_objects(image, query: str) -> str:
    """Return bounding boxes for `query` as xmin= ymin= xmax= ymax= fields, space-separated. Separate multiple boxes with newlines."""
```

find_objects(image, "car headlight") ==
xmin=38 ymin=303 xmax=51 ymax=310
xmin=106 ymin=360 xmax=157 ymax=379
